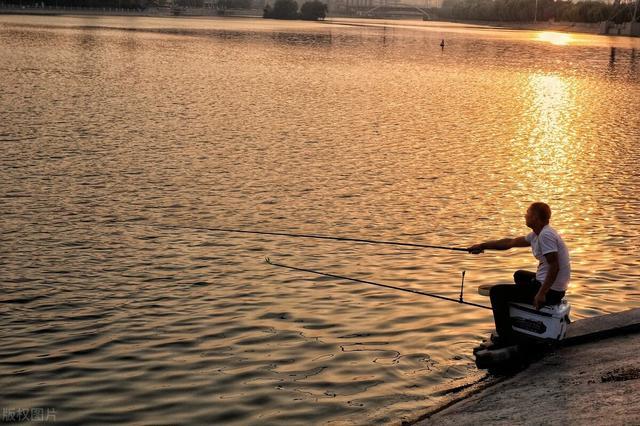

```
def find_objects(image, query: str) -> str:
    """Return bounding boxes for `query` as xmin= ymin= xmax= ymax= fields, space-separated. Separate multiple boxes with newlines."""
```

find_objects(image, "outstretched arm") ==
xmin=468 ymin=236 xmax=530 ymax=254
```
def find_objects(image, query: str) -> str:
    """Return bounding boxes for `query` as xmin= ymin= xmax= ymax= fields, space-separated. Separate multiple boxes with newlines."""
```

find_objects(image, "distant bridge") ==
xmin=342 ymin=0 xmax=437 ymax=18
xmin=364 ymin=3 xmax=433 ymax=18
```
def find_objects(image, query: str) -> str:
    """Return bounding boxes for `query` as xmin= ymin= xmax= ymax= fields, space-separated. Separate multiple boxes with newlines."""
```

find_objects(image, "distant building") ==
xmin=600 ymin=21 xmax=640 ymax=36
xmin=600 ymin=0 xmax=640 ymax=35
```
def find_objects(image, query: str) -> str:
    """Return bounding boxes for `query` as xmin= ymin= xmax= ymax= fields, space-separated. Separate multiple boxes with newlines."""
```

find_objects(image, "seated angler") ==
xmin=468 ymin=202 xmax=571 ymax=346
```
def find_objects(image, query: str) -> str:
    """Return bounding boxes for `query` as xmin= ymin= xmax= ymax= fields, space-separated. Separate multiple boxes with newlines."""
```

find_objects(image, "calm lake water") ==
xmin=2 ymin=14 xmax=640 ymax=425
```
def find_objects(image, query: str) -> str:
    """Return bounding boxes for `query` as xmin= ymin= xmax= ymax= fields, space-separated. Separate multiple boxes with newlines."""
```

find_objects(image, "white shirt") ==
xmin=525 ymin=225 xmax=571 ymax=292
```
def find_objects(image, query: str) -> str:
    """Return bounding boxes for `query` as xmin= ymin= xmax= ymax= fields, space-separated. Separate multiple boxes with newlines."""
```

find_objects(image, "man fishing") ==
xmin=468 ymin=202 xmax=571 ymax=345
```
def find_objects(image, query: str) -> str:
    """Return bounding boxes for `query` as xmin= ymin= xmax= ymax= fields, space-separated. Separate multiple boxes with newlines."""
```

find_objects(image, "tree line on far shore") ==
xmin=438 ymin=0 xmax=638 ymax=24
xmin=263 ymin=0 xmax=327 ymax=20
xmin=4 ymin=0 xmax=636 ymax=24
xmin=2 ymin=0 xmax=145 ymax=8
xmin=1 ymin=0 xmax=324 ymax=15
xmin=0 ymin=0 xmax=257 ymax=9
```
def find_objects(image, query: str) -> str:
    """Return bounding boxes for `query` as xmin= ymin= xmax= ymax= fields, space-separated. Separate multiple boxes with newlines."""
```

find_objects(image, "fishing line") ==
xmin=112 ymin=221 xmax=470 ymax=252
xmin=266 ymin=258 xmax=491 ymax=310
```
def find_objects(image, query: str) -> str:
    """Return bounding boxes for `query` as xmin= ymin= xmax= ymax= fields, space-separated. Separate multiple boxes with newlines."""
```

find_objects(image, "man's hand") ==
xmin=533 ymin=290 xmax=547 ymax=310
xmin=468 ymin=244 xmax=484 ymax=254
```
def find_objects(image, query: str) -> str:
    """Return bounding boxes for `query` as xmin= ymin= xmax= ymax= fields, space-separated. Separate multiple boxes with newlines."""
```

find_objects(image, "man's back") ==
xmin=526 ymin=225 xmax=570 ymax=292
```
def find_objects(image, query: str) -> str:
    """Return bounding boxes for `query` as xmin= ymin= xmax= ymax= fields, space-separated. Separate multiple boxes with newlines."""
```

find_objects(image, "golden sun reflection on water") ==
xmin=509 ymin=72 xmax=591 ymax=242
xmin=515 ymin=73 xmax=580 ymax=179
xmin=536 ymin=31 xmax=572 ymax=46
xmin=527 ymin=73 xmax=576 ymax=161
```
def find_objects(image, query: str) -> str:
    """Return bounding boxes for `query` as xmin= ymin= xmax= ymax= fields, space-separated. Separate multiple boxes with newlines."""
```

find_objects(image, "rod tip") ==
xmin=265 ymin=257 xmax=271 ymax=264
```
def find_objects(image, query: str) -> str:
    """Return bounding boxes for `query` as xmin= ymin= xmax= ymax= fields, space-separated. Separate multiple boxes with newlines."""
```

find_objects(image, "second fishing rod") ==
xmin=114 ymin=221 xmax=485 ymax=308
xmin=116 ymin=222 xmax=472 ymax=253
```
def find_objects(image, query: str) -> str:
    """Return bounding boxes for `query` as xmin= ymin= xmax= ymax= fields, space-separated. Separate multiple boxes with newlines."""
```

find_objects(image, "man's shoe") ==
xmin=488 ymin=334 xmax=514 ymax=349
xmin=474 ymin=333 xmax=509 ymax=354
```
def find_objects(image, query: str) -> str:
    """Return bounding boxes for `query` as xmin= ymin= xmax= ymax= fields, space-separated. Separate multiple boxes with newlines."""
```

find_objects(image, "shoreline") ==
xmin=0 ymin=7 xmax=603 ymax=35
xmin=414 ymin=332 xmax=640 ymax=425
xmin=0 ymin=5 xmax=259 ymax=18
xmin=454 ymin=19 xmax=601 ymax=34
xmin=411 ymin=308 xmax=640 ymax=425
xmin=403 ymin=374 xmax=508 ymax=425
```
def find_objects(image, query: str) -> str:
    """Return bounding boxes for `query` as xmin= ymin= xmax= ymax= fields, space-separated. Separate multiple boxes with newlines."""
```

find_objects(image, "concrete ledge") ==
xmin=414 ymin=309 xmax=640 ymax=425
xmin=563 ymin=308 xmax=640 ymax=346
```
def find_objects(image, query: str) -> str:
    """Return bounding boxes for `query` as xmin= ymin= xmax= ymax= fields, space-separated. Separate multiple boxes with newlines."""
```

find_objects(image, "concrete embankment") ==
xmin=414 ymin=308 xmax=640 ymax=425
xmin=452 ymin=20 xmax=602 ymax=35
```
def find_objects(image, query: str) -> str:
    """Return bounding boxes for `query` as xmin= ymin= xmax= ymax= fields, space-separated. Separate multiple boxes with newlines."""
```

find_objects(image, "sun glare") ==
xmin=510 ymin=72 xmax=580 ymax=195
xmin=536 ymin=32 xmax=572 ymax=46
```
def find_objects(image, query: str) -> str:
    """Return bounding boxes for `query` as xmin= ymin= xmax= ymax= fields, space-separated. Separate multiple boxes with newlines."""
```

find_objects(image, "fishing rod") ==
xmin=115 ymin=222 xmax=470 ymax=253
xmin=265 ymin=258 xmax=491 ymax=310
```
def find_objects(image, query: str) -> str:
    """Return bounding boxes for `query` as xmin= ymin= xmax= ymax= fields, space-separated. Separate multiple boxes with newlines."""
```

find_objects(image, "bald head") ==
xmin=529 ymin=202 xmax=551 ymax=224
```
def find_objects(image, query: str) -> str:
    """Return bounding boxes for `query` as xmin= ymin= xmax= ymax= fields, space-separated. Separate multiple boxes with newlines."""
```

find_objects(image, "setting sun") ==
xmin=536 ymin=31 xmax=572 ymax=45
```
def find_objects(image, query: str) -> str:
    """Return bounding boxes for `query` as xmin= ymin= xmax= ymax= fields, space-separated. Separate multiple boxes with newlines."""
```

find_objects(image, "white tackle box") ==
xmin=509 ymin=299 xmax=571 ymax=341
